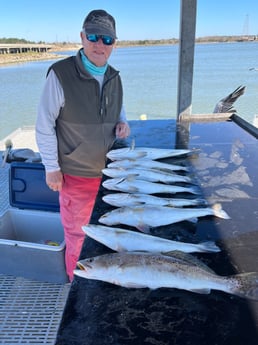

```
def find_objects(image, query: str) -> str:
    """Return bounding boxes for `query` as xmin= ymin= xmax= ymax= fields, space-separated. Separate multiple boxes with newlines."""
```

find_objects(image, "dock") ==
xmin=0 ymin=44 xmax=51 ymax=54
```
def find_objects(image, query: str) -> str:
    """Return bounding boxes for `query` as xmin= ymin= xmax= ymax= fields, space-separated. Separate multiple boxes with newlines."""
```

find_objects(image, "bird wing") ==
xmin=213 ymin=85 xmax=246 ymax=113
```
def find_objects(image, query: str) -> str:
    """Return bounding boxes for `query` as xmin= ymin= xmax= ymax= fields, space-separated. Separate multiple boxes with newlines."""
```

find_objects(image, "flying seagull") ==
xmin=213 ymin=85 xmax=246 ymax=113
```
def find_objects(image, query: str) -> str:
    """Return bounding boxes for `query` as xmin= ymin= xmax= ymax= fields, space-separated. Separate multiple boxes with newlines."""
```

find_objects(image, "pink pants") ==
xmin=59 ymin=174 xmax=101 ymax=282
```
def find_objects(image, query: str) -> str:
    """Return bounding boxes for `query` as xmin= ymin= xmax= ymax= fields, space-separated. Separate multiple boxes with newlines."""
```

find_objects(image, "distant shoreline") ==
xmin=0 ymin=38 xmax=257 ymax=66
xmin=0 ymin=44 xmax=81 ymax=66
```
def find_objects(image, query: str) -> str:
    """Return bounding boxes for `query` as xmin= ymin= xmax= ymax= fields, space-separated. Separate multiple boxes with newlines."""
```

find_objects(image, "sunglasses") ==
xmin=86 ymin=34 xmax=115 ymax=46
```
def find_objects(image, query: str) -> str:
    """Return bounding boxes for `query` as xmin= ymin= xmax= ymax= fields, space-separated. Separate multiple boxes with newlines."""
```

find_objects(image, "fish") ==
xmin=102 ymin=177 xmax=200 ymax=195
xmin=102 ymin=167 xmax=194 ymax=184
xmin=213 ymin=85 xmax=245 ymax=113
xmin=99 ymin=204 xmax=230 ymax=233
xmin=82 ymin=224 xmax=221 ymax=253
xmin=102 ymin=193 xmax=207 ymax=208
xmin=107 ymin=158 xmax=189 ymax=172
xmin=74 ymin=251 xmax=258 ymax=300
xmin=106 ymin=147 xmax=194 ymax=161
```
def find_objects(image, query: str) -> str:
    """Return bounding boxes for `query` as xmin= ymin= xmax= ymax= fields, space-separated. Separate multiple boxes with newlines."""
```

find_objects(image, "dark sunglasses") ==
xmin=86 ymin=34 xmax=115 ymax=46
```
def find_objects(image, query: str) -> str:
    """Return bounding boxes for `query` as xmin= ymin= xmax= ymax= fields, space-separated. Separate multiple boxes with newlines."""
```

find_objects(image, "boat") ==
xmin=1 ymin=2 xmax=258 ymax=344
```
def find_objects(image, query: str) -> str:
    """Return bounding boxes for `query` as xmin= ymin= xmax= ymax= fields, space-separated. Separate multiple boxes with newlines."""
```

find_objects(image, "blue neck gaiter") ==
xmin=80 ymin=50 xmax=107 ymax=76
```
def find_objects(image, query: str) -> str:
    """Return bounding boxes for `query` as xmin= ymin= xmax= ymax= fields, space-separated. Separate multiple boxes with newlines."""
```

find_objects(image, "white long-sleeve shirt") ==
xmin=36 ymin=69 xmax=127 ymax=172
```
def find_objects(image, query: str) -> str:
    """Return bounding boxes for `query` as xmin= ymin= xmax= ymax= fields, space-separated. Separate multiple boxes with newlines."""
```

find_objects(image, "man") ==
xmin=36 ymin=9 xmax=130 ymax=281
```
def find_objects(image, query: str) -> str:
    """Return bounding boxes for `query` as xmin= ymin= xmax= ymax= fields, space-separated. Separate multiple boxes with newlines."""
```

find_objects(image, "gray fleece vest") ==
xmin=49 ymin=49 xmax=123 ymax=177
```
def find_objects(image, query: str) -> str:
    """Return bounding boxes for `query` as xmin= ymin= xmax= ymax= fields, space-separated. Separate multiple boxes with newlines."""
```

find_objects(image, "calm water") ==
xmin=1 ymin=42 xmax=258 ymax=140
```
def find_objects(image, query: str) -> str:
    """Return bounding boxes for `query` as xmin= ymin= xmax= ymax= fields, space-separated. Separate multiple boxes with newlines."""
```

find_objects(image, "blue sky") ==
xmin=1 ymin=0 xmax=258 ymax=43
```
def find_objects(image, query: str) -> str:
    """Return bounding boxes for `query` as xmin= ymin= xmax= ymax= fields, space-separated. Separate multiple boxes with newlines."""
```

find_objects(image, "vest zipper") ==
xmin=99 ymin=71 xmax=119 ymax=118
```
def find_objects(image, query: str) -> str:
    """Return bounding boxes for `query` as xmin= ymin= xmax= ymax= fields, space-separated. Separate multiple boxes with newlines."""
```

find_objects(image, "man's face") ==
xmin=81 ymin=31 xmax=115 ymax=67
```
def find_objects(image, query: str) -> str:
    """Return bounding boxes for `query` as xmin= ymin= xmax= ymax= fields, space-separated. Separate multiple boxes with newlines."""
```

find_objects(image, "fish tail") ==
xmin=199 ymin=241 xmax=221 ymax=253
xmin=228 ymin=272 xmax=258 ymax=300
xmin=189 ymin=186 xmax=201 ymax=195
xmin=212 ymin=203 xmax=230 ymax=219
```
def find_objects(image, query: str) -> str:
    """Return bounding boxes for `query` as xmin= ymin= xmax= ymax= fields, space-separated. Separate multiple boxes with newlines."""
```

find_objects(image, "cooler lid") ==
xmin=9 ymin=162 xmax=60 ymax=212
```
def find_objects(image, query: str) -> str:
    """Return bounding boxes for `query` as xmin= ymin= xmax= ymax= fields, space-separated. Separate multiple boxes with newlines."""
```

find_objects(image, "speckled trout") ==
xmin=99 ymin=204 xmax=230 ymax=233
xmin=102 ymin=167 xmax=194 ymax=184
xmin=74 ymin=251 xmax=258 ymax=300
xmin=106 ymin=147 xmax=194 ymax=161
xmin=102 ymin=177 xmax=200 ymax=195
xmin=107 ymin=159 xmax=189 ymax=172
xmin=82 ymin=224 xmax=220 ymax=253
xmin=103 ymin=193 xmax=207 ymax=207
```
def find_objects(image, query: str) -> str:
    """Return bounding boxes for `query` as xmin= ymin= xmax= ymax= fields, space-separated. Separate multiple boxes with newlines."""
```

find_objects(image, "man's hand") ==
xmin=115 ymin=122 xmax=130 ymax=139
xmin=46 ymin=170 xmax=63 ymax=192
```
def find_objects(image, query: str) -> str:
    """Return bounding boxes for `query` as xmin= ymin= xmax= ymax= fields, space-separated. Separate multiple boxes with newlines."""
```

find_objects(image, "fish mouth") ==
xmin=77 ymin=262 xmax=92 ymax=270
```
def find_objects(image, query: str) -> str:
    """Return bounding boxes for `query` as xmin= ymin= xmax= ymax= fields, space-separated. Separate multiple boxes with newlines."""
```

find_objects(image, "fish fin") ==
xmin=189 ymin=288 xmax=211 ymax=294
xmin=127 ymin=174 xmax=140 ymax=180
xmin=128 ymin=186 xmax=139 ymax=193
xmin=116 ymin=177 xmax=138 ymax=193
xmin=189 ymin=186 xmax=201 ymax=195
xmin=228 ymin=272 xmax=258 ymax=301
xmin=123 ymin=282 xmax=147 ymax=288
xmin=123 ymin=176 xmax=135 ymax=181
xmin=161 ymin=250 xmax=200 ymax=265
xmin=199 ymin=241 xmax=221 ymax=253
xmin=115 ymin=244 xmax=125 ymax=252
xmin=161 ymin=251 xmax=215 ymax=273
xmin=187 ymin=217 xmax=198 ymax=223
xmin=136 ymin=223 xmax=151 ymax=234
xmin=128 ymin=158 xmax=139 ymax=163
xmin=212 ymin=203 xmax=230 ymax=219
xmin=137 ymin=152 xmax=148 ymax=159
